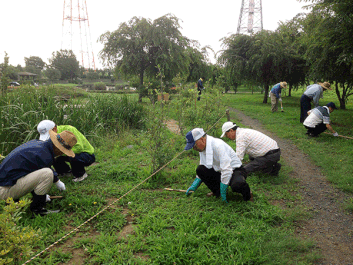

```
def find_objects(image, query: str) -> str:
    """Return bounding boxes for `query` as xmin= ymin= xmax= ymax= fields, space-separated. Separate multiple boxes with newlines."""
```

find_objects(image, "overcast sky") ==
xmin=0 ymin=0 xmax=309 ymax=69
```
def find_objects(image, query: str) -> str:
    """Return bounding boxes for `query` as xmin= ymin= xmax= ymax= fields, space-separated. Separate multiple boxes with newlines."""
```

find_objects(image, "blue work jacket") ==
xmin=0 ymin=139 xmax=58 ymax=186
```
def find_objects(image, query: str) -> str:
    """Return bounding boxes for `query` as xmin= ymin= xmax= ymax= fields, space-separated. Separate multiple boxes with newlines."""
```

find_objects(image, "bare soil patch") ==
xmin=230 ymin=108 xmax=353 ymax=265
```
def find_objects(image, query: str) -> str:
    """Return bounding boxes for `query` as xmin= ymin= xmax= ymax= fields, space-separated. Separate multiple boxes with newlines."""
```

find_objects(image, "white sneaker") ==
xmin=73 ymin=173 xmax=88 ymax=182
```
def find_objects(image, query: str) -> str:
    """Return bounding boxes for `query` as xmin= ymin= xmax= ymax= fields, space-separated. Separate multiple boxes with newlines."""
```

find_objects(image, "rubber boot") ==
xmin=30 ymin=193 xmax=60 ymax=216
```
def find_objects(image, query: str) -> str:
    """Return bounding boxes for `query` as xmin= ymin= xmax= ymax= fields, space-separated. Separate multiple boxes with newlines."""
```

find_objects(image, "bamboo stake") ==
xmin=323 ymin=132 xmax=353 ymax=139
xmin=164 ymin=188 xmax=193 ymax=193
xmin=49 ymin=196 xmax=64 ymax=199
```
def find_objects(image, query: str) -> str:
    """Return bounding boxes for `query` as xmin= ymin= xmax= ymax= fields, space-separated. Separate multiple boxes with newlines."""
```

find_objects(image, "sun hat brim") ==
xmin=318 ymin=82 xmax=332 ymax=90
xmin=49 ymin=130 xmax=75 ymax=157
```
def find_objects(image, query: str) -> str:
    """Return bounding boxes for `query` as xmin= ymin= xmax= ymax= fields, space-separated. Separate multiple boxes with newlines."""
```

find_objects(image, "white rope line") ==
xmin=22 ymin=112 xmax=226 ymax=264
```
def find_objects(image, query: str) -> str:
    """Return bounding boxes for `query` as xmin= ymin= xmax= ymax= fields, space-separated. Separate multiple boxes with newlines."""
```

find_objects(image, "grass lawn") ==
xmin=6 ymin=85 xmax=353 ymax=264
xmin=222 ymin=88 xmax=353 ymax=198
xmin=4 ymin=90 xmax=325 ymax=264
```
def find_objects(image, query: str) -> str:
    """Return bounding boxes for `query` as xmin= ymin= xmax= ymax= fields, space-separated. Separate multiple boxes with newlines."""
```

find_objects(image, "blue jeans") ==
xmin=53 ymin=153 xmax=95 ymax=177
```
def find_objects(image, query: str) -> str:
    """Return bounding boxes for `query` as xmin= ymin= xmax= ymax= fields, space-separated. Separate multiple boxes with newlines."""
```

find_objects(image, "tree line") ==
xmin=0 ymin=51 xmax=114 ymax=84
xmin=1 ymin=0 xmax=352 ymax=108
xmin=219 ymin=0 xmax=353 ymax=109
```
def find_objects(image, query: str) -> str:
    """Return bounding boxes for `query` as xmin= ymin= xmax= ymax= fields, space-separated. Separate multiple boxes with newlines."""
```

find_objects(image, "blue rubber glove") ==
xmin=220 ymin=183 xmax=229 ymax=203
xmin=186 ymin=178 xmax=202 ymax=195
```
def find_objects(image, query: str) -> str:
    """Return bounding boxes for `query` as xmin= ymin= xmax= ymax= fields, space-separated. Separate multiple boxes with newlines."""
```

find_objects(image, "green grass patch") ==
xmin=222 ymin=87 xmax=353 ymax=195
xmin=1 ymin=86 xmax=324 ymax=264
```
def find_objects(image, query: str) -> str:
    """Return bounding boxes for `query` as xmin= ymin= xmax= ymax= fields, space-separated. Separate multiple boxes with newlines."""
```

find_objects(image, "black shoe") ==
xmin=308 ymin=133 xmax=318 ymax=137
xmin=32 ymin=207 xmax=60 ymax=216
xmin=59 ymin=170 xmax=72 ymax=177
xmin=270 ymin=163 xmax=282 ymax=176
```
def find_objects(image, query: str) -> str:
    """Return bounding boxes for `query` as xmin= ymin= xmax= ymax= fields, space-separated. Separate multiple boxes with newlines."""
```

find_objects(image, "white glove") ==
xmin=279 ymin=98 xmax=282 ymax=102
xmin=46 ymin=194 xmax=51 ymax=202
xmin=55 ymin=180 xmax=66 ymax=191
xmin=333 ymin=132 xmax=339 ymax=137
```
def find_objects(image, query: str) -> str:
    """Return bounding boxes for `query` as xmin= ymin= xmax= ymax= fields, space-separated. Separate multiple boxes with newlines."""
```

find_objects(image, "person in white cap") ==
xmin=184 ymin=128 xmax=252 ymax=203
xmin=221 ymin=122 xmax=281 ymax=177
xmin=300 ymin=81 xmax=331 ymax=123
xmin=270 ymin=81 xmax=287 ymax=112
xmin=37 ymin=120 xmax=95 ymax=182
xmin=0 ymin=130 xmax=77 ymax=216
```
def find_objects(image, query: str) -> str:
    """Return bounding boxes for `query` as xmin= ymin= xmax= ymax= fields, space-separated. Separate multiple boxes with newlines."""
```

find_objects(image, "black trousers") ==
xmin=197 ymin=88 xmax=202 ymax=101
xmin=305 ymin=123 xmax=327 ymax=136
xmin=196 ymin=165 xmax=251 ymax=201
xmin=53 ymin=153 xmax=95 ymax=177
xmin=244 ymin=149 xmax=281 ymax=175
xmin=300 ymin=94 xmax=312 ymax=123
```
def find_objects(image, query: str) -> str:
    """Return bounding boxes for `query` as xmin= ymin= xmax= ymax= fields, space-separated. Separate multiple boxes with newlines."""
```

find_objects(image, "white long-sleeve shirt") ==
xmin=235 ymin=128 xmax=279 ymax=160
xmin=197 ymin=135 xmax=242 ymax=185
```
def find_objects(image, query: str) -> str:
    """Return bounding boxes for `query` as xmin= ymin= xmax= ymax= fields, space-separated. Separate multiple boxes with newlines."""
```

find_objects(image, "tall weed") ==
xmin=0 ymin=86 xmax=145 ymax=155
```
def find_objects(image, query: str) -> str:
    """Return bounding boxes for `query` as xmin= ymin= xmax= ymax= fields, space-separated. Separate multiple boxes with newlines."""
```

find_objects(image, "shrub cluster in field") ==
xmin=0 ymin=198 xmax=41 ymax=264
xmin=93 ymin=82 xmax=106 ymax=90
xmin=0 ymin=86 xmax=146 ymax=155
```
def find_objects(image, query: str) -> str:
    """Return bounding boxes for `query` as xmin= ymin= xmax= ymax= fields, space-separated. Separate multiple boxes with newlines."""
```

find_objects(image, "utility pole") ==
xmin=237 ymin=0 xmax=263 ymax=35
xmin=61 ymin=0 xmax=96 ymax=70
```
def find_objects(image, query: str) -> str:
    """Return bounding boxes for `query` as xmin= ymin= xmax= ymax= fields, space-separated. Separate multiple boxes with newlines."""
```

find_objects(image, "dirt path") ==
xmin=229 ymin=108 xmax=353 ymax=265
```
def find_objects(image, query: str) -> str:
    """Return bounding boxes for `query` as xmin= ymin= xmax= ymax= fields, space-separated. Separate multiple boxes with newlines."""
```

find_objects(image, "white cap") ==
xmin=37 ymin=120 xmax=55 ymax=141
xmin=220 ymin=122 xmax=236 ymax=138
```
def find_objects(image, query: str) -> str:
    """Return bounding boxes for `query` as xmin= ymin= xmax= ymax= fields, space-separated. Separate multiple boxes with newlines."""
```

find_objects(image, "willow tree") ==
xmin=99 ymin=14 xmax=190 ymax=101
xmin=218 ymin=34 xmax=253 ymax=93
xmin=298 ymin=0 xmax=353 ymax=109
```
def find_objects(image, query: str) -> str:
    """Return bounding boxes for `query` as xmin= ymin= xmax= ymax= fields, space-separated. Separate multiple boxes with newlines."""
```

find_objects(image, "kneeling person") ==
xmin=221 ymin=122 xmax=281 ymax=176
xmin=303 ymin=102 xmax=338 ymax=137
xmin=38 ymin=120 xmax=95 ymax=182
xmin=0 ymin=130 xmax=77 ymax=215
xmin=184 ymin=128 xmax=252 ymax=203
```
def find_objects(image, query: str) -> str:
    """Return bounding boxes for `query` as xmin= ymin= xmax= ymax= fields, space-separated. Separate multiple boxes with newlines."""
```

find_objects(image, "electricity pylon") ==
xmin=61 ymin=0 xmax=96 ymax=70
xmin=237 ymin=0 xmax=263 ymax=35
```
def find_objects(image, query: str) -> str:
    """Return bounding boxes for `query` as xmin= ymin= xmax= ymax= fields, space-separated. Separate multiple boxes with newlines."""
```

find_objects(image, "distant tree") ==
xmin=219 ymin=34 xmax=253 ymax=93
xmin=184 ymin=44 xmax=211 ymax=83
xmin=99 ymin=14 xmax=190 ymax=101
xmin=297 ymin=0 xmax=353 ymax=109
xmin=86 ymin=70 xmax=99 ymax=80
xmin=275 ymin=14 xmax=308 ymax=96
xmin=7 ymin=65 xmax=19 ymax=81
xmin=24 ymin=56 xmax=45 ymax=76
xmin=0 ymin=52 xmax=10 ymax=94
xmin=43 ymin=67 xmax=61 ymax=81
xmin=49 ymin=50 xmax=80 ymax=81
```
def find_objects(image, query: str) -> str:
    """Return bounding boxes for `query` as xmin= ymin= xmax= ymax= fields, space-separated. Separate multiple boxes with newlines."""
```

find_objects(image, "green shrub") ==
xmin=93 ymin=82 xmax=106 ymax=90
xmin=0 ymin=198 xmax=42 ymax=264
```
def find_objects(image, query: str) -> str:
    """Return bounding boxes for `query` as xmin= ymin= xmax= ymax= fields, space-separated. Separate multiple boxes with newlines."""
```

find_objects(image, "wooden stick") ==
xmin=226 ymin=109 xmax=230 ymax=121
xmin=323 ymin=132 xmax=353 ymax=139
xmin=164 ymin=188 xmax=193 ymax=193
xmin=49 ymin=196 xmax=64 ymax=199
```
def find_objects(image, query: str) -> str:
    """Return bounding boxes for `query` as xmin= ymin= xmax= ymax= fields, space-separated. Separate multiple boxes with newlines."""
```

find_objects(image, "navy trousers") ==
xmin=53 ymin=153 xmax=95 ymax=177
xmin=300 ymin=94 xmax=312 ymax=123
